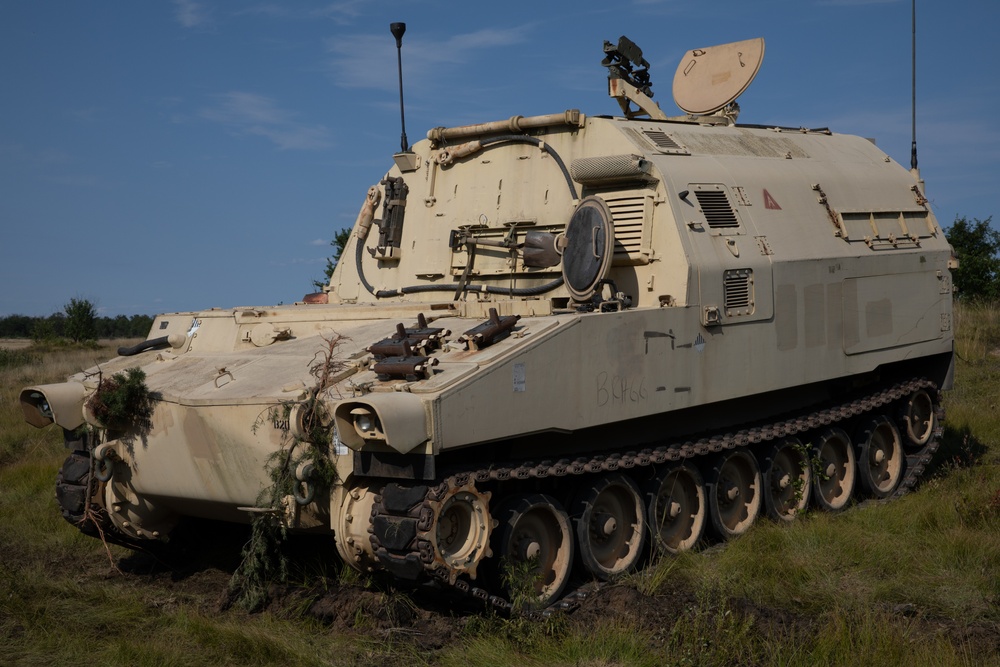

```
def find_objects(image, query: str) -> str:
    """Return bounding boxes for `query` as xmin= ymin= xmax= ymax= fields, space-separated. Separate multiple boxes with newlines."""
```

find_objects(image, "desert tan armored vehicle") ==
xmin=21 ymin=33 xmax=952 ymax=606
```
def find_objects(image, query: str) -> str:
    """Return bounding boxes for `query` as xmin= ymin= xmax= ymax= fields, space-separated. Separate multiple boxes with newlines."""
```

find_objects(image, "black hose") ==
xmin=355 ymin=233 xmax=378 ymax=297
xmin=118 ymin=336 xmax=171 ymax=357
xmin=361 ymin=134 xmax=577 ymax=299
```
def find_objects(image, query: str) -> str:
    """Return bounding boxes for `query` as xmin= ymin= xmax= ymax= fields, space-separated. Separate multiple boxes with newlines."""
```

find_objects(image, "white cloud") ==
xmin=174 ymin=0 xmax=209 ymax=28
xmin=200 ymin=92 xmax=334 ymax=150
xmin=327 ymin=26 xmax=531 ymax=91
xmin=233 ymin=4 xmax=291 ymax=18
xmin=310 ymin=1 xmax=367 ymax=25
xmin=310 ymin=238 xmax=328 ymax=246
xmin=233 ymin=1 xmax=364 ymax=23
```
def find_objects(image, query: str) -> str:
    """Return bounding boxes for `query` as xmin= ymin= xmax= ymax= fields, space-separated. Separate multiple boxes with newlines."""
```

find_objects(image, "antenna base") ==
xmin=393 ymin=152 xmax=420 ymax=173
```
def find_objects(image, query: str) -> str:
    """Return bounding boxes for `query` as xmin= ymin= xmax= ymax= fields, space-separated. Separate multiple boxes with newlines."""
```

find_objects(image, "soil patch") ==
xmin=43 ymin=518 xmax=999 ymax=661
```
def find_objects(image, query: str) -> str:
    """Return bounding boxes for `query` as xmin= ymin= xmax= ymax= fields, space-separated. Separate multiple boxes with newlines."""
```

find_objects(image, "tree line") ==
xmin=0 ymin=299 xmax=153 ymax=342
xmin=945 ymin=216 xmax=999 ymax=301
xmin=3 ymin=214 xmax=994 ymax=345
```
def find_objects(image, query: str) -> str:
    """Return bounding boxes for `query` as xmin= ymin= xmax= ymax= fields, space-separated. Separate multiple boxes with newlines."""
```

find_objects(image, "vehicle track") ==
xmin=369 ymin=377 xmax=942 ymax=613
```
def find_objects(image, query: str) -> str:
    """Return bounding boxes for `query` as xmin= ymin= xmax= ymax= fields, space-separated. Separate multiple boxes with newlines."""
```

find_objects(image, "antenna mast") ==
xmin=391 ymin=22 xmax=409 ymax=154
xmin=910 ymin=0 xmax=918 ymax=173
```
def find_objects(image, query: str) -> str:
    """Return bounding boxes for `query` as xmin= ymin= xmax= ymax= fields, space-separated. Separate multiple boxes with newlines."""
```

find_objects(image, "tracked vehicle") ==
xmin=22 ymin=33 xmax=953 ymax=606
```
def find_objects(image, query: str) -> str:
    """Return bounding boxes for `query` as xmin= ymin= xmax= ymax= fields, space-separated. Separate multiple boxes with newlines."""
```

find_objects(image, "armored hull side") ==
xmin=23 ymin=38 xmax=953 ymax=606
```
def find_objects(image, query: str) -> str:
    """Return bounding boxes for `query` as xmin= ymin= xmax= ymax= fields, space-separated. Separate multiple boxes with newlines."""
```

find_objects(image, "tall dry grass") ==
xmin=1 ymin=305 xmax=999 ymax=667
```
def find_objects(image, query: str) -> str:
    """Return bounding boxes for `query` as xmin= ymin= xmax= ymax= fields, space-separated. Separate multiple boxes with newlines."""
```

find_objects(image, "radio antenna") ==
xmin=391 ymin=22 xmax=409 ymax=154
xmin=910 ymin=0 xmax=918 ymax=173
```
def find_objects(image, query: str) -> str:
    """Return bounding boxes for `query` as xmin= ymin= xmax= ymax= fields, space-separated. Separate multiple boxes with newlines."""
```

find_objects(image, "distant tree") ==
xmin=0 ymin=315 xmax=33 ymax=338
xmin=945 ymin=216 xmax=1000 ymax=301
xmin=32 ymin=313 xmax=64 ymax=342
xmin=312 ymin=228 xmax=353 ymax=291
xmin=64 ymin=298 xmax=98 ymax=343
xmin=129 ymin=314 xmax=154 ymax=337
xmin=113 ymin=314 xmax=130 ymax=337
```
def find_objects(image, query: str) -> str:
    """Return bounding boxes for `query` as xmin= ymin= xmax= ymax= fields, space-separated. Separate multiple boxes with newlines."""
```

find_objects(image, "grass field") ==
xmin=1 ymin=309 xmax=998 ymax=666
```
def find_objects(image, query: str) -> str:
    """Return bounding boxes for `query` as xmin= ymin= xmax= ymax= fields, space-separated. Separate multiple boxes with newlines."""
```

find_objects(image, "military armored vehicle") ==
xmin=21 ymin=33 xmax=952 ymax=607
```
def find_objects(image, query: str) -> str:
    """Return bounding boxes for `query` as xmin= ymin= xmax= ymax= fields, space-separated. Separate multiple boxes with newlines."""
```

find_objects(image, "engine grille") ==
xmin=606 ymin=196 xmax=645 ymax=257
xmin=695 ymin=189 xmax=740 ymax=228
xmin=724 ymin=269 xmax=754 ymax=316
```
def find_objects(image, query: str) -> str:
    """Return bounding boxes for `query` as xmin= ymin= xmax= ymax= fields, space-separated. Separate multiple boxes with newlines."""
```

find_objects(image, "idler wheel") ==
xmin=898 ymin=389 xmax=936 ymax=448
xmin=572 ymin=472 xmax=647 ymax=578
xmin=811 ymin=428 xmax=856 ymax=512
xmin=645 ymin=463 xmax=706 ymax=554
xmin=425 ymin=482 xmax=494 ymax=582
xmin=855 ymin=416 xmax=904 ymax=499
xmin=706 ymin=450 xmax=761 ymax=540
xmin=492 ymin=493 xmax=573 ymax=607
xmin=761 ymin=438 xmax=811 ymax=522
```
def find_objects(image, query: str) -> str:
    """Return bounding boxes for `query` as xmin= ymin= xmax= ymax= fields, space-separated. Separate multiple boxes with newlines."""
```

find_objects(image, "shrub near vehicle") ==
xmin=21 ymin=33 xmax=952 ymax=607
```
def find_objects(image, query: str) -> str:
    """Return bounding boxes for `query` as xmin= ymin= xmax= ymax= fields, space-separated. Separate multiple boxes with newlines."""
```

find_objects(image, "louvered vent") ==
xmin=643 ymin=130 xmax=682 ymax=151
xmin=606 ymin=196 xmax=645 ymax=257
xmin=622 ymin=127 xmax=688 ymax=155
xmin=695 ymin=189 xmax=740 ymax=228
xmin=724 ymin=269 xmax=754 ymax=316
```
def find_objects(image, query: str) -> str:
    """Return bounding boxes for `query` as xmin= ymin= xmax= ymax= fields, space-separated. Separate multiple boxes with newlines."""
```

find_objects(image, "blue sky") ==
xmin=2 ymin=0 xmax=997 ymax=317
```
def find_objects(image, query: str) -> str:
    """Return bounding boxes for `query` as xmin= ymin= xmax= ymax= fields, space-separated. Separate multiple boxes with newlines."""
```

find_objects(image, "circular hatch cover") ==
xmin=673 ymin=37 xmax=765 ymax=116
xmin=561 ymin=196 xmax=614 ymax=302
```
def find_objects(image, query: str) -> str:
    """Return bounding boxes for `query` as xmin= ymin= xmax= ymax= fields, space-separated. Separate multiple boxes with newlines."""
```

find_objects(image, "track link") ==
xmin=369 ymin=377 xmax=943 ymax=613
xmin=55 ymin=448 xmax=145 ymax=550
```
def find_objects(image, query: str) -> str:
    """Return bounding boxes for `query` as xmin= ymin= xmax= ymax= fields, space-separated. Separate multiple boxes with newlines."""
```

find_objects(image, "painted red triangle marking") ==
xmin=763 ymin=189 xmax=782 ymax=210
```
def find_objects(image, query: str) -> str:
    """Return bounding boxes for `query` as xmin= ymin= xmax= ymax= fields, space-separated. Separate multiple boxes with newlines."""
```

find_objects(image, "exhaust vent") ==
xmin=694 ymin=188 xmax=740 ymax=229
xmin=602 ymin=192 xmax=655 ymax=265
xmin=622 ymin=127 xmax=689 ymax=155
xmin=643 ymin=129 xmax=682 ymax=151
xmin=724 ymin=269 xmax=754 ymax=316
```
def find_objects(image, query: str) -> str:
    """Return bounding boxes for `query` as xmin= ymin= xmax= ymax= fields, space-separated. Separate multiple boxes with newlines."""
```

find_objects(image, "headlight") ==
xmin=334 ymin=394 xmax=428 ymax=454
xmin=350 ymin=407 xmax=383 ymax=440
xmin=19 ymin=382 xmax=87 ymax=429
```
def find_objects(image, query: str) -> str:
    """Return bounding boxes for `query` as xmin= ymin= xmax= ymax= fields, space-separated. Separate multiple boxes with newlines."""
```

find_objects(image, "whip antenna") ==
xmin=910 ymin=0 xmax=918 ymax=173
xmin=391 ymin=22 xmax=409 ymax=154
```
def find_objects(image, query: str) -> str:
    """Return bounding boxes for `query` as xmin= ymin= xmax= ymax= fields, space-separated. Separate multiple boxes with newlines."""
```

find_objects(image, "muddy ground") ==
xmin=86 ymin=519 xmax=999 ymax=662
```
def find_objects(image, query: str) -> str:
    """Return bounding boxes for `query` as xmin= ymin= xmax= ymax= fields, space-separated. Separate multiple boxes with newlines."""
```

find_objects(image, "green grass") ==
xmin=2 ymin=307 xmax=1000 ymax=667
xmin=613 ymin=300 xmax=1000 ymax=664
xmin=0 ymin=347 xmax=40 ymax=369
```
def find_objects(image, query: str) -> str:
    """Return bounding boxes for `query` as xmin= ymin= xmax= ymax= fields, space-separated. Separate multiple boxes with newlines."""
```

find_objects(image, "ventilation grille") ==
xmin=622 ymin=127 xmax=688 ymax=155
xmin=643 ymin=130 xmax=682 ymax=150
xmin=695 ymin=189 xmax=740 ymax=228
xmin=724 ymin=269 xmax=754 ymax=316
xmin=607 ymin=196 xmax=646 ymax=256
